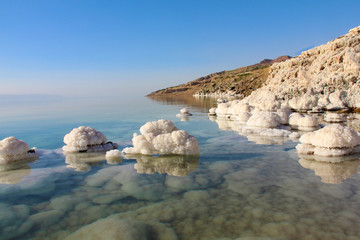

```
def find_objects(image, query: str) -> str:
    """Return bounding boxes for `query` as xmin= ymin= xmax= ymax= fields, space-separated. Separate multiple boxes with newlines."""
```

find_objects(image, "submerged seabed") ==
xmin=1 ymin=96 xmax=360 ymax=240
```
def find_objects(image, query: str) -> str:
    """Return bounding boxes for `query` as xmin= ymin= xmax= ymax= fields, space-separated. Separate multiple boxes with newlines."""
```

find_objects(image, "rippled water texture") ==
xmin=1 ymin=95 xmax=360 ymax=240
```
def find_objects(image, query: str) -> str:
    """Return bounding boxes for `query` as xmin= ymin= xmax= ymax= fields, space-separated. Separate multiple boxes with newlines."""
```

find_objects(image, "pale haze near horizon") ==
xmin=0 ymin=0 xmax=359 ymax=97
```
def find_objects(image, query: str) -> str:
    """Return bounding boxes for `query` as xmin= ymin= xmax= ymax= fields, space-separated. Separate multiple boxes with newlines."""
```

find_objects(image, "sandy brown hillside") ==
xmin=147 ymin=56 xmax=291 ymax=98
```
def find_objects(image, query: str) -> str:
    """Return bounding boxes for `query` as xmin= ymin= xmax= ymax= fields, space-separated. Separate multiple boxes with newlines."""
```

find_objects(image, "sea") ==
xmin=1 ymin=94 xmax=360 ymax=240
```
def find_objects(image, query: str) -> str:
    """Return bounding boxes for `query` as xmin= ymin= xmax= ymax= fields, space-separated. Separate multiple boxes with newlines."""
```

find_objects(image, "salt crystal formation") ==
xmin=122 ymin=119 xmax=200 ymax=155
xmin=0 ymin=137 xmax=39 ymax=164
xmin=62 ymin=126 xmax=118 ymax=153
xmin=105 ymin=150 xmax=122 ymax=164
xmin=296 ymin=124 xmax=360 ymax=160
xmin=288 ymin=113 xmax=319 ymax=131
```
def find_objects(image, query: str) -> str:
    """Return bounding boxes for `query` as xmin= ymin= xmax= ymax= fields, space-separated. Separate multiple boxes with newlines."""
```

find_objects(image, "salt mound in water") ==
xmin=296 ymin=124 xmax=360 ymax=158
xmin=0 ymin=137 xmax=39 ymax=164
xmin=122 ymin=119 xmax=200 ymax=155
xmin=288 ymin=113 xmax=319 ymax=130
xmin=62 ymin=126 xmax=118 ymax=153
xmin=246 ymin=112 xmax=282 ymax=128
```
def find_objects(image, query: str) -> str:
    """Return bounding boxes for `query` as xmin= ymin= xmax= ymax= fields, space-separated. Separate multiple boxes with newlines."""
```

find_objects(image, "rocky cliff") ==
xmin=242 ymin=25 xmax=360 ymax=111
xmin=147 ymin=56 xmax=291 ymax=98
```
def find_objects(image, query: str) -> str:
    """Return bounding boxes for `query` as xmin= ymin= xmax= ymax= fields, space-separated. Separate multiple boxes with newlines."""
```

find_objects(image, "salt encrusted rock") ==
xmin=288 ymin=113 xmax=319 ymax=130
xmin=208 ymin=107 xmax=216 ymax=116
xmin=122 ymin=119 xmax=200 ymax=155
xmin=296 ymin=124 xmax=360 ymax=158
xmin=105 ymin=150 xmax=122 ymax=164
xmin=0 ymin=137 xmax=39 ymax=164
xmin=62 ymin=126 xmax=118 ymax=153
xmin=178 ymin=108 xmax=192 ymax=116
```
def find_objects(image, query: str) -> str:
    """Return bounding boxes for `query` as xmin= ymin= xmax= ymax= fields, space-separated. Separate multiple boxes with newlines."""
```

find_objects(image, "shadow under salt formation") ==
xmin=298 ymin=155 xmax=360 ymax=184
xmin=0 ymin=158 xmax=37 ymax=184
xmin=64 ymin=152 xmax=122 ymax=171
xmin=125 ymin=154 xmax=199 ymax=176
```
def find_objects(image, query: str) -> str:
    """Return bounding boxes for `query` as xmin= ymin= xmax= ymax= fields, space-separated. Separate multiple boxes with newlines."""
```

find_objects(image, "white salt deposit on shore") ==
xmin=0 ymin=137 xmax=39 ymax=164
xmin=62 ymin=126 xmax=118 ymax=153
xmin=122 ymin=119 xmax=199 ymax=155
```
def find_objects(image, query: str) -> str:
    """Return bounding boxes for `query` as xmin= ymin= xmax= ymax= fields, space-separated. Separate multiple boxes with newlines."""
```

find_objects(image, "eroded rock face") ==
xmin=240 ymin=25 xmax=360 ymax=111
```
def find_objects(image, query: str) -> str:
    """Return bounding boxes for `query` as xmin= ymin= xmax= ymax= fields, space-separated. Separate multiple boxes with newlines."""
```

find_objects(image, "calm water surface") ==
xmin=1 ymin=95 xmax=360 ymax=240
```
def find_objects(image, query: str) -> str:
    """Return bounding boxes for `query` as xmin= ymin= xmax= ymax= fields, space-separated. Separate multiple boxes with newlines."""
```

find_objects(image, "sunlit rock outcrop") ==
xmin=248 ymin=25 xmax=360 ymax=111
xmin=122 ymin=120 xmax=200 ymax=155
xmin=62 ymin=126 xmax=118 ymax=153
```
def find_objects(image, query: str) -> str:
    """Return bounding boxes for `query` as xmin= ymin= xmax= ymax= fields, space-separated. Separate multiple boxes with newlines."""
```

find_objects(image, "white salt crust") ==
xmin=0 ymin=137 xmax=39 ymax=164
xmin=62 ymin=126 xmax=118 ymax=153
xmin=296 ymin=124 xmax=360 ymax=158
xmin=122 ymin=119 xmax=200 ymax=155
xmin=288 ymin=113 xmax=319 ymax=130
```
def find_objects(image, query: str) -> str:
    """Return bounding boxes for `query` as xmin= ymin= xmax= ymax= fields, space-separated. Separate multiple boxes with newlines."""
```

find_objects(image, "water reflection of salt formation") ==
xmin=129 ymin=155 xmax=199 ymax=176
xmin=65 ymin=152 xmax=122 ymax=171
xmin=213 ymin=117 xmax=297 ymax=145
xmin=299 ymin=156 xmax=360 ymax=184
xmin=0 ymin=158 xmax=36 ymax=184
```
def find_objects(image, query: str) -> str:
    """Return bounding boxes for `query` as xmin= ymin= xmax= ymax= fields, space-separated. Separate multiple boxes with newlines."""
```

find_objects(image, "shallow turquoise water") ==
xmin=1 ymin=95 xmax=360 ymax=240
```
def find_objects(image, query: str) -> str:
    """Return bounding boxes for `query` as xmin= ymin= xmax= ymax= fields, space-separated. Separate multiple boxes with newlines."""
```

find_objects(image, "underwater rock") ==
xmin=122 ymin=119 xmax=199 ymax=155
xmin=0 ymin=137 xmax=39 ymax=164
xmin=65 ymin=215 xmax=177 ymax=240
xmin=62 ymin=126 xmax=118 ymax=153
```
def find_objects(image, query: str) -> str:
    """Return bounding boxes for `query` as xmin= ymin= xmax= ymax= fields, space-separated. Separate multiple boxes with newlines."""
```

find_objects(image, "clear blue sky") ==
xmin=0 ymin=0 xmax=359 ymax=97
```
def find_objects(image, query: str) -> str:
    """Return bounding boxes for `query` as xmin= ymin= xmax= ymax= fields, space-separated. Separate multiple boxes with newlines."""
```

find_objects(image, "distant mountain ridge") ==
xmin=147 ymin=55 xmax=291 ymax=98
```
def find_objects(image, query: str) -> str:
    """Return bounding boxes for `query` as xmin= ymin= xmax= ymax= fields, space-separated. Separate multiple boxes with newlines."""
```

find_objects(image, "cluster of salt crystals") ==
xmin=62 ymin=126 xmax=118 ymax=153
xmin=296 ymin=124 xmax=360 ymax=161
xmin=0 ymin=137 xmax=39 ymax=164
xmin=122 ymin=119 xmax=200 ymax=155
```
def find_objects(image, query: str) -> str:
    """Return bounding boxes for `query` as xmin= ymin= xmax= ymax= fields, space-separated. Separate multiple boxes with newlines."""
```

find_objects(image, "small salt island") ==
xmin=0 ymin=137 xmax=39 ymax=164
xmin=62 ymin=126 xmax=118 ymax=153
